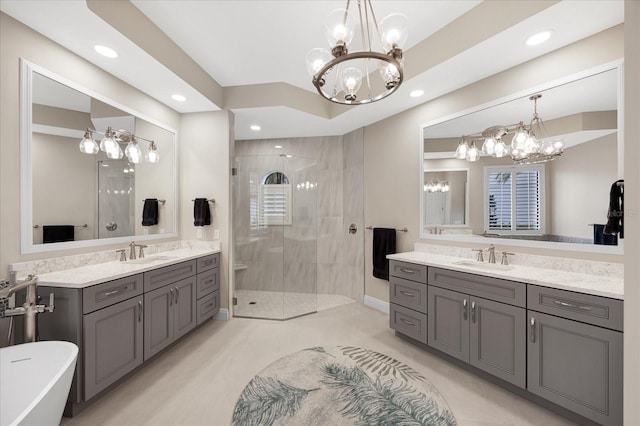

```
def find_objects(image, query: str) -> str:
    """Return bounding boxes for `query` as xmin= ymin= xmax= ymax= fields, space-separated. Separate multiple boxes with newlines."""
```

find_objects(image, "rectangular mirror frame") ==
xmin=419 ymin=60 xmax=624 ymax=254
xmin=20 ymin=59 xmax=179 ymax=254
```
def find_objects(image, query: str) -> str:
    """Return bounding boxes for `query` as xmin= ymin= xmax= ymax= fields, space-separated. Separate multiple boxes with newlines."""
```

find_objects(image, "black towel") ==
xmin=194 ymin=198 xmax=211 ymax=226
xmin=372 ymin=228 xmax=396 ymax=281
xmin=593 ymin=224 xmax=617 ymax=246
xmin=142 ymin=199 xmax=159 ymax=226
xmin=43 ymin=225 xmax=74 ymax=244
xmin=604 ymin=179 xmax=624 ymax=238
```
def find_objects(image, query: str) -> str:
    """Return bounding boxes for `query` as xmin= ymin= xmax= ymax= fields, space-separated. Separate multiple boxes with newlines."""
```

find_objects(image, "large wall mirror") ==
xmin=420 ymin=62 xmax=623 ymax=253
xmin=20 ymin=60 xmax=178 ymax=253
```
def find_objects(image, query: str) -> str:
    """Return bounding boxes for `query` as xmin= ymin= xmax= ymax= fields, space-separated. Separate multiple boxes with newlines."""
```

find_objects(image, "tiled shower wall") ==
xmin=234 ymin=128 xmax=364 ymax=302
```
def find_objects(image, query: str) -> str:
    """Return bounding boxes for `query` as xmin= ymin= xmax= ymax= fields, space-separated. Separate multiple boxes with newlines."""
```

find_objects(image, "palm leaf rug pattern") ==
xmin=231 ymin=346 xmax=457 ymax=425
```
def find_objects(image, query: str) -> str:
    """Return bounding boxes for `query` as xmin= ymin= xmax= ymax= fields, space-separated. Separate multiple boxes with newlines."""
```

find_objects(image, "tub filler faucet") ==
xmin=0 ymin=273 xmax=54 ymax=343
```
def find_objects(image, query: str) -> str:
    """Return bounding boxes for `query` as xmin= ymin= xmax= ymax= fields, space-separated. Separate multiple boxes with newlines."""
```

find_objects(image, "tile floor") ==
xmin=62 ymin=302 xmax=576 ymax=426
xmin=233 ymin=290 xmax=354 ymax=319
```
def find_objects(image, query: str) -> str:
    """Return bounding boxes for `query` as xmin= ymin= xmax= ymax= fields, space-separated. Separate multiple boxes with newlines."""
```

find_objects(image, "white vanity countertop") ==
xmin=36 ymin=248 xmax=220 ymax=289
xmin=387 ymin=251 xmax=624 ymax=300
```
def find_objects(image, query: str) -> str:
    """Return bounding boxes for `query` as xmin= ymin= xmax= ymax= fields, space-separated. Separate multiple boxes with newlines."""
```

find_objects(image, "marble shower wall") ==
xmin=234 ymin=129 xmax=364 ymax=302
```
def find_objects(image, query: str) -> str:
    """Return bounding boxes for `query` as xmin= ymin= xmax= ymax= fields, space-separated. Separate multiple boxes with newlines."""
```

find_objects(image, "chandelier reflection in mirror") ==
xmin=306 ymin=0 xmax=407 ymax=105
xmin=79 ymin=127 xmax=159 ymax=164
xmin=455 ymin=94 xmax=565 ymax=165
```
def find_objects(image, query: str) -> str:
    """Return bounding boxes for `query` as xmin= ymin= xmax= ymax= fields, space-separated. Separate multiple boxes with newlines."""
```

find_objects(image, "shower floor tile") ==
xmin=233 ymin=290 xmax=354 ymax=319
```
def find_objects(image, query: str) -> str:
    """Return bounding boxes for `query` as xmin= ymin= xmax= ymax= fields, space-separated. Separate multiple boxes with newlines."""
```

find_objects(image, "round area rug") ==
xmin=232 ymin=346 xmax=457 ymax=426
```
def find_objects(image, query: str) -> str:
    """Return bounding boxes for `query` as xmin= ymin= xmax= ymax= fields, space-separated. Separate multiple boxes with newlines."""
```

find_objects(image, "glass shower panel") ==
xmin=233 ymin=154 xmax=317 ymax=320
xmin=97 ymin=160 xmax=135 ymax=239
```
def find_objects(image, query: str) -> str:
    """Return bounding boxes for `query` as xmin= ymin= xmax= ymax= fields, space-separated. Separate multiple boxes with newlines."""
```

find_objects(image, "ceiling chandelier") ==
xmin=455 ymin=94 xmax=565 ymax=165
xmin=79 ymin=127 xmax=159 ymax=164
xmin=306 ymin=0 xmax=408 ymax=105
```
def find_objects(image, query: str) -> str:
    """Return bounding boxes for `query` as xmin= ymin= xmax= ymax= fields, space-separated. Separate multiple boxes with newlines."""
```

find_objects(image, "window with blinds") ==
xmin=259 ymin=171 xmax=292 ymax=226
xmin=485 ymin=165 xmax=544 ymax=234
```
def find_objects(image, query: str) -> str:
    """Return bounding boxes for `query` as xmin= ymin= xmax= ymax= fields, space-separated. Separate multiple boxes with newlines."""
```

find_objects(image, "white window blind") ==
xmin=485 ymin=165 xmax=544 ymax=234
xmin=260 ymin=184 xmax=292 ymax=226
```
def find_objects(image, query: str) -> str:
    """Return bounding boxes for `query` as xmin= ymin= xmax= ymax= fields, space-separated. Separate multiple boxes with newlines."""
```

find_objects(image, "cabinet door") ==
xmin=144 ymin=285 xmax=174 ymax=361
xmin=428 ymin=286 xmax=469 ymax=362
xmin=84 ymin=296 xmax=144 ymax=400
xmin=527 ymin=311 xmax=623 ymax=426
xmin=470 ymin=297 xmax=526 ymax=388
xmin=173 ymin=276 xmax=197 ymax=340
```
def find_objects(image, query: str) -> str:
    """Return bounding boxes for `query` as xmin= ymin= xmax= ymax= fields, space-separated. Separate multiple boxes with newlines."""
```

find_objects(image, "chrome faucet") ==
xmin=0 ymin=273 xmax=54 ymax=343
xmin=487 ymin=244 xmax=496 ymax=264
xmin=127 ymin=242 xmax=147 ymax=260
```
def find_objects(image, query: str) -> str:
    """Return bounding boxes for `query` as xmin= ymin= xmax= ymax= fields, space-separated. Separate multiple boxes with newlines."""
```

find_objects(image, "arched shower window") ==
xmin=260 ymin=171 xmax=292 ymax=226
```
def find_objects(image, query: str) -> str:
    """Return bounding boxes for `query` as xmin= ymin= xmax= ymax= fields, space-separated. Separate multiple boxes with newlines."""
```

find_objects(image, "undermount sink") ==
xmin=453 ymin=260 xmax=514 ymax=272
xmin=127 ymin=255 xmax=177 ymax=264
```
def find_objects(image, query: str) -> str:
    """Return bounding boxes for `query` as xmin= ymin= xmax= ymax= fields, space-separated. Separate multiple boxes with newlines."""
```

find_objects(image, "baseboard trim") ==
xmin=364 ymin=295 xmax=389 ymax=314
xmin=215 ymin=308 xmax=229 ymax=321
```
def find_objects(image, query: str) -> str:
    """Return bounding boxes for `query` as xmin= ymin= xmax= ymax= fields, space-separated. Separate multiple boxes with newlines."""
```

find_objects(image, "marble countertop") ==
xmin=387 ymin=251 xmax=624 ymax=300
xmin=37 ymin=248 xmax=220 ymax=289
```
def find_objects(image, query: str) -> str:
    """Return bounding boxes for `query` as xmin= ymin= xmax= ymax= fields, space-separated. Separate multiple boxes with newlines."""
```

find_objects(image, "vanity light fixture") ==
xmin=94 ymin=45 xmax=118 ymax=58
xmin=79 ymin=127 xmax=159 ymax=164
xmin=306 ymin=0 xmax=408 ymax=105
xmin=454 ymin=94 xmax=564 ymax=164
xmin=171 ymin=94 xmax=186 ymax=102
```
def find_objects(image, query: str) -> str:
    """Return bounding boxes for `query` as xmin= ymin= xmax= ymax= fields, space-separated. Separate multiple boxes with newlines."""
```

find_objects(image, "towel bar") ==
xmin=365 ymin=226 xmax=408 ymax=232
xmin=33 ymin=224 xmax=88 ymax=229
xmin=142 ymin=199 xmax=166 ymax=204
xmin=191 ymin=198 xmax=215 ymax=203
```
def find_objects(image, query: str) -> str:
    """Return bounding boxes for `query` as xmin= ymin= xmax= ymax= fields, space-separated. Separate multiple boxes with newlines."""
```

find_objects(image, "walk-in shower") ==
xmin=232 ymin=154 xmax=317 ymax=320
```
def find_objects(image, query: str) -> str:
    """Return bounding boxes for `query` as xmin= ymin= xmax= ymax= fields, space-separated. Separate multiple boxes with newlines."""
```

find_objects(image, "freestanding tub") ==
xmin=1 ymin=341 xmax=78 ymax=426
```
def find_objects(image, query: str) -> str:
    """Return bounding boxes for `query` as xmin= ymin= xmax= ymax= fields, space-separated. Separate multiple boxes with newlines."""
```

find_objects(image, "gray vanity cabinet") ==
xmin=144 ymin=275 xmax=197 ymax=361
xmin=527 ymin=285 xmax=623 ymax=426
xmin=83 ymin=296 xmax=144 ymax=400
xmin=427 ymin=267 xmax=526 ymax=388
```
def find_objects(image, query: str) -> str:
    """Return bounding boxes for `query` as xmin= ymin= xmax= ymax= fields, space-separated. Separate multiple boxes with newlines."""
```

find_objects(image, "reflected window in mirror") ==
xmin=420 ymin=63 xmax=623 ymax=253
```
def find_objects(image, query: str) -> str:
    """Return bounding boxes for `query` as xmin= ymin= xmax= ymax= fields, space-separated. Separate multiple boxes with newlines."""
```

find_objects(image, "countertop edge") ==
xmin=387 ymin=252 xmax=624 ymax=300
xmin=37 ymin=248 xmax=221 ymax=289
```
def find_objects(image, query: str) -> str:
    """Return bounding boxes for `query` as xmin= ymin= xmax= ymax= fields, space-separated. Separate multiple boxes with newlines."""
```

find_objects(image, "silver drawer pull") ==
xmin=553 ymin=299 xmax=592 ymax=311
xmin=138 ymin=301 xmax=143 ymax=322
xmin=400 ymin=318 xmax=415 ymax=326
xmin=175 ymin=287 xmax=179 ymax=303
xmin=104 ymin=286 xmax=127 ymax=297
xmin=471 ymin=301 xmax=476 ymax=323
xmin=399 ymin=268 xmax=416 ymax=274
xmin=463 ymin=299 xmax=468 ymax=321
xmin=399 ymin=291 xmax=415 ymax=297
xmin=530 ymin=317 xmax=536 ymax=343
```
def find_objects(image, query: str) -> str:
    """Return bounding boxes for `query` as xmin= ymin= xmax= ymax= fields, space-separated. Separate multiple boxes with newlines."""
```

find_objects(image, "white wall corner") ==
xmin=364 ymin=295 xmax=390 ymax=314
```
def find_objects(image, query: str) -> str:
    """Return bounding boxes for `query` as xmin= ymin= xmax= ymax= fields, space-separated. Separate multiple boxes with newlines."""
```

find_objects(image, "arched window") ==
xmin=259 ymin=171 xmax=292 ymax=226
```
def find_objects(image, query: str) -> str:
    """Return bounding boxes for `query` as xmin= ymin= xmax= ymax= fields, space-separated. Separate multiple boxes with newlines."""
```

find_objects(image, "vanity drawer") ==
xmin=197 ymin=253 xmax=220 ymax=273
xmin=428 ymin=267 xmax=525 ymax=308
xmin=196 ymin=269 xmax=219 ymax=299
xmin=83 ymin=274 xmax=143 ymax=314
xmin=197 ymin=290 xmax=219 ymax=325
xmin=144 ymin=260 xmax=196 ymax=292
xmin=528 ymin=285 xmax=623 ymax=331
xmin=390 ymin=303 xmax=427 ymax=344
xmin=390 ymin=276 xmax=427 ymax=314
xmin=389 ymin=260 xmax=427 ymax=283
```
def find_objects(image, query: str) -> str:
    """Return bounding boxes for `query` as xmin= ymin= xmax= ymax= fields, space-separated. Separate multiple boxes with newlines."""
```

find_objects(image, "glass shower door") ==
xmin=232 ymin=154 xmax=317 ymax=320
xmin=97 ymin=160 xmax=135 ymax=239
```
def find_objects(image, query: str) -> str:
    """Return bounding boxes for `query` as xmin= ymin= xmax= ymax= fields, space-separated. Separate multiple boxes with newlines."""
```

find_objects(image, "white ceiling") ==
xmin=0 ymin=0 xmax=624 ymax=140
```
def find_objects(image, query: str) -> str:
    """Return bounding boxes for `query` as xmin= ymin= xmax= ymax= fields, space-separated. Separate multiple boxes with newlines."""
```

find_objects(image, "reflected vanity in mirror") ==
xmin=420 ymin=62 xmax=623 ymax=253
xmin=20 ymin=60 xmax=177 ymax=253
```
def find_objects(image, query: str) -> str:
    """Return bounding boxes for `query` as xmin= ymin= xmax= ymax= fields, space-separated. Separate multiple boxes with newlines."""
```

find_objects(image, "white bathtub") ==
xmin=1 ymin=341 xmax=78 ymax=426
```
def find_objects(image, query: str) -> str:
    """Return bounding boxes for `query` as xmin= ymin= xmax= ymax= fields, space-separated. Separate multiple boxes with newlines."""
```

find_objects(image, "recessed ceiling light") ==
xmin=526 ymin=30 xmax=553 ymax=46
xmin=274 ymin=145 xmax=282 ymax=149
xmin=410 ymin=89 xmax=424 ymax=98
xmin=171 ymin=94 xmax=186 ymax=102
xmin=94 ymin=45 xmax=118 ymax=58
xmin=250 ymin=125 xmax=261 ymax=131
